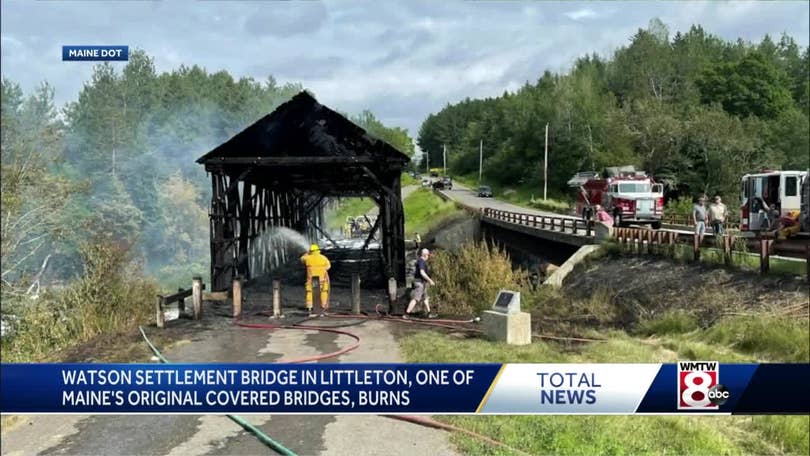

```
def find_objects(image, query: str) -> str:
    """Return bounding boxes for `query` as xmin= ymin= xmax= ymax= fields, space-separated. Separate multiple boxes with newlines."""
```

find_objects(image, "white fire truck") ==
xmin=740 ymin=170 xmax=808 ymax=237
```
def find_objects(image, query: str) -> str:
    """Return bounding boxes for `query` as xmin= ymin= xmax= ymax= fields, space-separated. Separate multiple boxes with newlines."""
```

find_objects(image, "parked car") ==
xmin=421 ymin=178 xmax=431 ymax=188
xmin=478 ymin=185 xmax=493 ymax=197
xmin=432 ymin=176 xmax=453 ymax=190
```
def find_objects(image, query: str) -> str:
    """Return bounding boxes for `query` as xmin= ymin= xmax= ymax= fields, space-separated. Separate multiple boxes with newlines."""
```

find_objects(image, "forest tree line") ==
xmin=1 ymin=50 xmax=414 ymax=310
xmin=417 ymin=20 xmax=809 ymax=202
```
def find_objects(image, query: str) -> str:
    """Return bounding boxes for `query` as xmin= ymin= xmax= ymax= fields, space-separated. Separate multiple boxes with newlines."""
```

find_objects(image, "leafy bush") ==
xmin=429 ymin=242 xmax=526 ymax=316
xmin=1 ymin=241 xmax=157 ymax=362
xmin=665 ymin=195 xmax=695 ymax=218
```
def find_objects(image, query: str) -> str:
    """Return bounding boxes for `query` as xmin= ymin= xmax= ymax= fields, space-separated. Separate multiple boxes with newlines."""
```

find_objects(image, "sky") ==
xmin=2 ymin=0 xmax=808 ymax=141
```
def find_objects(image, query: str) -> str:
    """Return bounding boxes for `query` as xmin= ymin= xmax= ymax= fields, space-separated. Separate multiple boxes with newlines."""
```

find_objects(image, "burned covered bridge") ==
xmin=197 ymin=91 xmax=409 ymax=291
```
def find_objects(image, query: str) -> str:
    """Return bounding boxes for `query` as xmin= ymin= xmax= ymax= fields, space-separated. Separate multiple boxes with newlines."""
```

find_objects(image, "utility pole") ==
xmin=544 ymin=123 xmax=549 ymax=201
xmin=479 ymin=139 xmax=483 ymax=183
xmin=443 ymin=144 xmax=447 ymax=176
xmin=426 ymin=150 xmax=429 ymax=174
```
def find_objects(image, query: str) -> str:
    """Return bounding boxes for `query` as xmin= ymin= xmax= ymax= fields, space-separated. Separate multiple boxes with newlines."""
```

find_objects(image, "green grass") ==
xmin=402 ymin=188 xmax=463 ymax=236
xmin=401 ymin=311 xmax=809 ymax=455
xmin=325 ymin=197 xmax=377 ymax=231
xmin=701 ymin=316 xmax=809 ymax=362
xmin=401 ymin=172 xmax=420 ymax=187
xmin=637 ymin=310 xmax=699 ymax=336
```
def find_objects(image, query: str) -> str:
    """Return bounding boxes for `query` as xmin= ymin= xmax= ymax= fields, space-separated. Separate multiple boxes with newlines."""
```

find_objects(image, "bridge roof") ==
xmin=196 ymin=91 xmax=410 ymax=166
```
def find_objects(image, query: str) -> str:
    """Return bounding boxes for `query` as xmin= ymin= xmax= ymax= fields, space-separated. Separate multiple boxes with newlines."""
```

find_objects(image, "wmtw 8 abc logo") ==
xmin=677 ymin=361 xmax=730 ymax=410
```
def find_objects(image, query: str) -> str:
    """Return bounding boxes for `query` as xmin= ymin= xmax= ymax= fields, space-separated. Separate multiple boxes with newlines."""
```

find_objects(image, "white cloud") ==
xmin=565 ymin=8 xmax=598 ymax=21
xmin=0 ymin=0 xmax=807 ymax=136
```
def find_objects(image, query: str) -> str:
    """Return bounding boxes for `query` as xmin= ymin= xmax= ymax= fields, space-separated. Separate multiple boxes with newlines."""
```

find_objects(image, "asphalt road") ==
xmin=1 ymin=290 xmax=459 ymax=456
xmin=437 ymin=182 xmax=570 ymax=218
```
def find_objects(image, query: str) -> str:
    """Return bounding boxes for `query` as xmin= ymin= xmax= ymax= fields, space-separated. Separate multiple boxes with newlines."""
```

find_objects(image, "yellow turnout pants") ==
xmin=305 ymin=274 xmax=330 ymax=310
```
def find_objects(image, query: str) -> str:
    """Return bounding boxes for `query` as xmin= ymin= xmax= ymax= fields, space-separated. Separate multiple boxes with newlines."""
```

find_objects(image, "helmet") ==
xmin=310 ymin=244 xmax=320 ymax=252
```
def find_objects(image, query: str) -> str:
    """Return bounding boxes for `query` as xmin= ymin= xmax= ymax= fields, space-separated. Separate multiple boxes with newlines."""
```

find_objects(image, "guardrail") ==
xmin=482 ymin=208 xmax=592 ymax=237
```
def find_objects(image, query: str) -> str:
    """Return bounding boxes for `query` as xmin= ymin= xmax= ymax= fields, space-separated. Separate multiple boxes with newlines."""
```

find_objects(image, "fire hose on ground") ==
xmin=138 ymin=326 xmax=298 ymax=456
xmin=138 ymin=309 xmax=524 ymax=455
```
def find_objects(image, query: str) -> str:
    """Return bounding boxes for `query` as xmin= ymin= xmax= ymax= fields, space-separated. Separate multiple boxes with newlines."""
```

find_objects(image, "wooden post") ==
xmin=646 ymin=231 xmax=653 ymax=255
xmin=693 ymin=233 xmax=701 ymax=262
xmin=806 ymin=244 xmax=809 ymax=283
xmin=272 ymin=279 xmax=282 ymax=318
xmin=352 ymin=273 xmax=361 ymax=314
xmin=232 ymin=276 xmax=242 ymax=318
xmin=155 ymin=295 xmax=165 ymax=329
xmin=586 ymin=220 xmax=592 ymax=238
xmin=760 ymin=239 xmax=771 ymax=275
xmin=192 ymin=276 xmax=203 ymax=320
xmin=723 ymin=235 xmax=733 ymax=266
xmin=177 ymin=287 xmax=185 ymax=316
xmin=388 ymin=277 xmax=398 ymax=314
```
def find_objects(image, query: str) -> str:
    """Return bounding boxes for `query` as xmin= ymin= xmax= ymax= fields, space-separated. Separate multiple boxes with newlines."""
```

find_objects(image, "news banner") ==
xmin=1 ymin=363 xmax=808 ymax=414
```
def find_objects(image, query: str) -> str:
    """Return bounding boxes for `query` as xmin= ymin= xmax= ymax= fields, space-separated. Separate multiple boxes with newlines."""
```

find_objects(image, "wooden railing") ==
xmin=613 ymin=226 xmax=808 ymax=278
xmin=663 ymin=214 xmax=741 ymax=230
xmin=156 ymin=277 xmax=205 ymax=328
xmin=481 ymin=207 xmax=808 ymax=279
xmin=482 ymin=208 xmax=592 ymax=237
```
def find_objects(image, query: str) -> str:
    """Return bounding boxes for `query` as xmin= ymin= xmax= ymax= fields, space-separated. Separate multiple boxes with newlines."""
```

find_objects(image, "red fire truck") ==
xmin=574 ymin=167 xmax=665 ymax=228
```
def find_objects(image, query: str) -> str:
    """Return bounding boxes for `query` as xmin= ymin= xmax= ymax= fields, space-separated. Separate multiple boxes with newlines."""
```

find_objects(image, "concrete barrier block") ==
xmin=482 ymin=310 xmax=531 ymax=345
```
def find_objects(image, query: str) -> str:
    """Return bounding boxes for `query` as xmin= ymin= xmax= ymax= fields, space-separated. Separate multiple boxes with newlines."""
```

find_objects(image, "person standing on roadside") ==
xmin=708 ymin=195 xmax=727 ymax=235
xmin=404 ymin=248 xmax=437 ymax=319
xmin=693 ymin=195 xmax=707 ymax=244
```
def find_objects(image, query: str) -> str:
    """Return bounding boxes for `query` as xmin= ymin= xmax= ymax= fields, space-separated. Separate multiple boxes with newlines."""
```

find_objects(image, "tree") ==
xmin=1 ymin=81 xmax=77 ymax=293
xmin=698 ymin=52 xmax=793 ymax=118
xmin=352 ymin=110 xmax=415 ymax=157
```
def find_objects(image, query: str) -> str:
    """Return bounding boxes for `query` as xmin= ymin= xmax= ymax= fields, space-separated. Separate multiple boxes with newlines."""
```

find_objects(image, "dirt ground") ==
xmin=562 ymin=255 xmax=809 ymax=328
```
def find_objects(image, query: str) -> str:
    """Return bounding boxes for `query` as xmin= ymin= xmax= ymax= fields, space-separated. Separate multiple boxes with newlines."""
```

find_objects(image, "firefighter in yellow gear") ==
xmin=300 ymin=244 xmax=331 ymax=315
